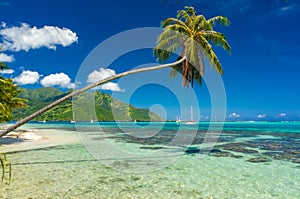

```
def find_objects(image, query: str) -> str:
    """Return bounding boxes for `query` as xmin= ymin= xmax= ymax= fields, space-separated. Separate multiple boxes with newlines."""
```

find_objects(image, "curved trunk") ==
xmin=0 ymin=56 xmax=186 ymax=137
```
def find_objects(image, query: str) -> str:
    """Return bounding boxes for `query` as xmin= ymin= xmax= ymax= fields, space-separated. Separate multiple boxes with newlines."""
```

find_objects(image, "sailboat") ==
xmin=176 ymin=116 xmax=181 ymax=124
xmin=70 ymin=113 xmax=75 ymax=123
xmin=185 ymin=106 xmax=197 ymax=124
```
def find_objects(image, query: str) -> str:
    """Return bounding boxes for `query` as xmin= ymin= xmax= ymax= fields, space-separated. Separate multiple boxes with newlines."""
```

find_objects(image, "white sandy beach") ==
xmin=0 ymin=127 xmax=80 ymax=153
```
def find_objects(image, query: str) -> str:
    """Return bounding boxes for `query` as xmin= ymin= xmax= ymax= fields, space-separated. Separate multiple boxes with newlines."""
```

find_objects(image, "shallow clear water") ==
xmin=0 ymin=121 xmax=299 ymax=198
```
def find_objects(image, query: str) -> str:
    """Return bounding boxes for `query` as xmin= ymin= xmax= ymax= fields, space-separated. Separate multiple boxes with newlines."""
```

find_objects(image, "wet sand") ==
xmin=0 ymin=128 xmax=80 ymax=153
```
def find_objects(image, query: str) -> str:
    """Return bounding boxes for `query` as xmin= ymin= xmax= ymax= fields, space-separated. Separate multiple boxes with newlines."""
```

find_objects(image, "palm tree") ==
xmin=0 ymin=62 xmax=7 ymax=70
xmin=154 ymin=6 xmax=231 ymax=87
xmin=0 ymin=64 xmax=27 ymax=123
xmin=0 ymin=57 xmax=186 ymax=136
xmin=0 ymin=6 xmax=230 ymax=137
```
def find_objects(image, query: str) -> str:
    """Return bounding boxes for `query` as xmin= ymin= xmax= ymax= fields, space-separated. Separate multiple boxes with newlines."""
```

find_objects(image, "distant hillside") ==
xmin=13 ymin=87 xmax=163 ymax=122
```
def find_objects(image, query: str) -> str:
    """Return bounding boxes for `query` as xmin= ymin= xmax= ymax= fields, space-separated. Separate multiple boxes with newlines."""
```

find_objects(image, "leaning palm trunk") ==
xmin=0 ymin=56 xmax=186 ymax=137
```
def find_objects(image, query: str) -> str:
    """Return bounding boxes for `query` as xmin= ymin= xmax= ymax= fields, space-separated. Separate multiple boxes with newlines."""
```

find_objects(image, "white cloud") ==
xmin=0 ymin=69 xmax=14 ymax=74
xmin=87 ymin=68 xmax=116 ymax=83
xmin=87 ymin=68 xmax=123 ymax=92
xmin=0 ymin=23 xmax=78 ymax=52
xmin=41 ymin=73 xmax=75 ymax=89
xmin=257 ymin=114 xmax=266 ymax=119
xmin=279 ymin=6 xmax=294 ymax=12
xmin=229 ymin=112 xmax=240 ymax=118
xmin=277 ymin=5 xmax=299 ymax=15
xmin=0 ymin=22 xmax=6 ymax=28
xmin=0 ymin=53 xmax=14 ymax=62
xmin=14 ymin=70 xmax=40 ymax=85
xmin=279 ymin=113 xmax=287 ymax=117
xmin=100 ymin=82 xmax=123 ymax=92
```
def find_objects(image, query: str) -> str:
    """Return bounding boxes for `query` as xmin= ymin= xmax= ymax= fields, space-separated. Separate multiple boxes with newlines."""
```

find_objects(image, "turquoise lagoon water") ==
xmin=0 ymin=121 xmax=299 ymax=198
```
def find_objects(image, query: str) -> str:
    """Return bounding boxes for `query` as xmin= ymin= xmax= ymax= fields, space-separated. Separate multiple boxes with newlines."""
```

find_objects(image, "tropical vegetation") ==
xmin=0 ymin=64 xmax=27 ymax=123
xmin=0 ymin=63 xmax=16 ymax=183
xmin=13 ymin=87 xmax=162 ymax=122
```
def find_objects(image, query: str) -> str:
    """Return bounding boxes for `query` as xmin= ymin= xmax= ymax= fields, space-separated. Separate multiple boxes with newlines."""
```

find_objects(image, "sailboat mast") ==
xmin=190 ymin=106 xmax=193 ymax=121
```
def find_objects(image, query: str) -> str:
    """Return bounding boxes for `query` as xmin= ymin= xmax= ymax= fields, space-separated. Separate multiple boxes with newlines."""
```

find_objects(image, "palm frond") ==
xmin=201 ymin=31 xmax=231 ymax=53
xmin=161 ymin=18 xmax=191 ymax=33
xmin=177 ymin=9 xmax=190 ymax=21
xmin=0 ymin=77 xmax=27 ymax=122
xmin=184 ymin=6 xmax=196 ymax=16
xmin=177 ymin=6 xmax=196 ymax=26
xmin=164 ymin=24 xmax=190 ymax=36
xmin=153 ymin=48 xmax=171 ymax=63
xmin=198 ymin=35 xmax=223 ymax=74
xmin=154 ymin=28 xmax=187 ymax=62
xmin=0 ymin=62 xmax=8 ymax=70
xmin=158 ymin=25 xmax=189 ymax=41
xmin=207 ymin=16 xmax=230 ymax=26
xmin=192 ymin=15 xmax=212 ymax=32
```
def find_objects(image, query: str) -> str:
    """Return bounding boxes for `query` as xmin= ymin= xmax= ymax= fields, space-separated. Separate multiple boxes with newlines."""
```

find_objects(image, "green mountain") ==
xmin=12 ymin=87 xmax=163 ymax=122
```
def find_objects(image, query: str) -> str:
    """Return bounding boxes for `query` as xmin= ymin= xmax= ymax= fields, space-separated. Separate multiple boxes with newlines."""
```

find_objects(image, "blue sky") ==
xmin=0 ymin=0 xmax=299 ymax=121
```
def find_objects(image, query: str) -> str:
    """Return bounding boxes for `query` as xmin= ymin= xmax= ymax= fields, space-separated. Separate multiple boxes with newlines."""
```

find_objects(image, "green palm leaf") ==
xmin=0 ymin=74 xmax=27 ymax=122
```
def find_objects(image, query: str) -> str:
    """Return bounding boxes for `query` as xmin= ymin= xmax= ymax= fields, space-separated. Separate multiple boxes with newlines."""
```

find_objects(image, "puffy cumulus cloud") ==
xmin=40 ymin=73 xmax=75 ymax=89
xmin=229 ymin=112 xmax=240 ymax=118
xmin=87 ymin=68 xmax=116 ymax=83
xmin=257 ymin=114 xmax=266 ymax=118
xmin=100 ymin=82 xmax=123 ymax=92
xmin=87 ymin=68 xmax=123 ymax=92
xmin=0 ymin=23 xmax=78 ymax=52
xmin=14 ymin=70 xmax=40 ymax=85
xmin=0 ymin=53 xmax=14 ymax=62
xmin=0 ymin=69 xmax=14 ymax=74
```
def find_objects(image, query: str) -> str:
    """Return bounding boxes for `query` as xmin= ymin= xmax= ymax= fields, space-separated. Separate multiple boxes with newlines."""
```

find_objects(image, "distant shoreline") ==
xmin=1 ymin=120 xmax=299 ymax=153
xmin=7 ymin=118 xmax=300 ymax=123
